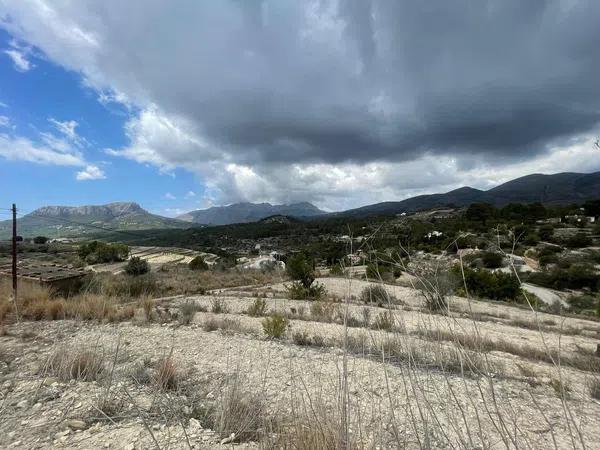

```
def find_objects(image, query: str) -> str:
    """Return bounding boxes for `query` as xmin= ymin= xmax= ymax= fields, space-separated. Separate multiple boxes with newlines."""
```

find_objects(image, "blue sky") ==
xmin=0 ymin=28 xmax=205 ymax=218
xmin=0 ymin=2 xmax=599 ymax=215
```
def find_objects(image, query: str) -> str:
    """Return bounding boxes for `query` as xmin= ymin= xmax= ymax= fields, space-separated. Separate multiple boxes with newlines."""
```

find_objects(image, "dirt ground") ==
xmin=1 ymin=277 xmax=600 ymax=449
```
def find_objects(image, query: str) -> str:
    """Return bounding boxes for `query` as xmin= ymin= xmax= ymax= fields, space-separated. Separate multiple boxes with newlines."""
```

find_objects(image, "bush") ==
xmin=567 ymin=294 xmax=597 ymax=314
xmin=189 ymin=256 xmax=209 ymax=271
xmin=455 ymin=266 xmax=521 ymax=301
xmin=286 ymin=254 xmax=315 ymax=289
xmin=262 ymin=314 xmax=288 ymax=339
xmin=79 ymin=241 xmax=129 ymax=264
xmin=178 ymin=301 xmax=199 ymax=325
xmin=481 ymin=252 xmax=503 ymax=269
xmin=124 ymin=257 xmax=150 ymax=276
xmin=246 ymin=298 xmax=267 ymax=317
xmin=329 ymin=264 xmax=344 ymax=276
xmin=373 ymin=310 xmax=395 ymax=331
xmin=565 ymin=233 xmax=593 ymax=249
xmin=538 ymin=224 xmax=555 ymax=241
xmin=46 ymin=348 xmax=104 ymax=382
xmin=360 ymin=285 xmax=394 ymax=306
xmin=33 ymin=236 xmax=48 ymax=244
xmin=366 ymin=263 xmax=401 ymax=281
xmin=527 ymin=265 xmax=599 ymax=292
xmin=286 ymin=280 xmax=326 ymax=300
xmin=417 ymin=272 xmax=455 ymax=311
xmin=309 ymin=301 xmax=340 ymax=323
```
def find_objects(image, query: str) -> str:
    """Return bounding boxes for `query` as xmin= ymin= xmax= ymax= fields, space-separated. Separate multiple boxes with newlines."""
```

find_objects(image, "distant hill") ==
xmin=177 ymin=202 xmax=325 ymax=225
xmin=335 ymin=171 xmax=600 ymax=218
xmin=0 ymin=202 xmax=191 ymax=239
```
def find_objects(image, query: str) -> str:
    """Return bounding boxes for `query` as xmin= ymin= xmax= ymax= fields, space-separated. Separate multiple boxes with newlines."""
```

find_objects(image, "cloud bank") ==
xmin=2 ymin=0 xmax=599 ymax=208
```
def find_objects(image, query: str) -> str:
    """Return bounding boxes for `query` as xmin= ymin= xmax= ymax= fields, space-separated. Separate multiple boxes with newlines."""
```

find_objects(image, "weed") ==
xmin=211 ymin=298 xmax=230 ymax=314
xmin=262 ymin=314 xmax=289 ymax=339
xmin=247 ymin=298 xmax=268 ymax=317
xmin=178 ymin=301 xmax=199 ymax=325
xmin=46 ymin=348 xmax=104 ymax=382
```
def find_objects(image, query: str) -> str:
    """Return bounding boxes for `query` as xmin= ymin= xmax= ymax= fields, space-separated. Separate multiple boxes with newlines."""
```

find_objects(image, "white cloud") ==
xmin=75 ymin=164 xmax=105 ymax=180
xmin=163 ymin=192 xmax=176 ymax=200
xmin=0 ymin=101 xmax=8 ymax=108
xmin=4 ymin=48 xmax=32 ymax=71
xmin=0 ymin=118 xmax=106 ymax=181
xmin=184 ymin=191 xmax=196 ymax=199
xmin=3 ymin=40 xmax=34 ymax=72
xmin=48 ymin=118 xmax=86 ymax=147
xmin=0 ymin=133 xmax=84 ymax=166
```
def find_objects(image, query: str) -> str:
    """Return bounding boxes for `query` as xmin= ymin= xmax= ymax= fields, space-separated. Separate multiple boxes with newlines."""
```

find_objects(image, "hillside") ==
xmin=336 ymin=171 xmax=600 ymax=217
xmin=0 ymin=202 xmax=191 ymax=239
xmin=177 ymin=201 xmax=325 ymax=225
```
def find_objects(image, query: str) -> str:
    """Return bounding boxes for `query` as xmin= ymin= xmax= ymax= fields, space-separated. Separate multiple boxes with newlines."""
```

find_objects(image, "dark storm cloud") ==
xmin=151 ymin=0 xmax=600 ymax=165
xmin=5 ymin=0 xmax=600 ymax=167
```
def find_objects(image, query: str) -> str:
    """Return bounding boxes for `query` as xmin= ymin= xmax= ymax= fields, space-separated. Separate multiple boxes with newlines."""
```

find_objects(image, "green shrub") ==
xmin=286 ymin=254 xmax=315 ymax=289
xmin=124 ymin=257 xmax=150 ymax=276
xmin=366 ymin=263 xmax=401 ymax=281
xmin=33 ymin=236 xmax=48 ymax=244
xmin=79 ymin=241 xmax=129 ymax=264
xmin=538 ymin=224 xmax=555 ymax=241
xmin=455 ymin=266 xmax=521 ymax=301
xmin=189 ymin=256 xmax=209 ymax=271
xmin=262 ymin=314 xmax=288 ymax=339
xmin=329 ymin=264 xmax=344 ymax=276
xmin=286 ymin=280 xmax=326 ymax=300
xmin=481 ymin=252 xmax=503 ymax=269
xmin=567 ymin=294 xmax=597 ymax=314
xmin=246 ymin=298 xmax=267 ymax=317
xmin=360 ymin=285 xmax=394 ymax=306
xmin=527 ymin=265 xmax=599 ymax=292
xmin=565 ymin=233 xmax=593 ymax=249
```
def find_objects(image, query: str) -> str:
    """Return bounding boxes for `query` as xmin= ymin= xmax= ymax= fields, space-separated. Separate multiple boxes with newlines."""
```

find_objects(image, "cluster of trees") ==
xmin=526 ymin=265 xmax=599 ymax=292
xmin=454 ymin=266 xmax=521 ymax=301
xmin=285 ymin=253 xmax=325 ymax=299
xmin=78 ymin=241 xmax=129 ymax=264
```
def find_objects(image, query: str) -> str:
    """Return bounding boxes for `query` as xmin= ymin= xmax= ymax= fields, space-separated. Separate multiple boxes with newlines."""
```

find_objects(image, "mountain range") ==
xmin=177 ymin=202 xmax=325 ymax=225
xmin=0 ymin=202 xmax=190 ymax=239
xmin=334 ymin=171 xmax=600 ymax=217
xmin=2 ymin=171 xmax=599 ymax=239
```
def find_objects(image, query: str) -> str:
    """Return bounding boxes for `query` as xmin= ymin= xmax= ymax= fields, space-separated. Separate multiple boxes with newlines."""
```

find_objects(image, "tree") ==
xmin=466 ymin=203 xmax=496 ymax=222
xmin=286 ymin=254 xmax=315 ymax=289
xmin=565 ymin=233 xmax=592 ymax=249
xmin=125 ymin=256 xmax=150 ymax=276
xmin=189 ymin=256 xmax=209 ymax=271
xmin=33 ymin=236 xmax=48 ymax=244
xmin=482 ymin=252 xmax=503 ymax=269
xmin=538 ymin=224 xmax=554 ymax=241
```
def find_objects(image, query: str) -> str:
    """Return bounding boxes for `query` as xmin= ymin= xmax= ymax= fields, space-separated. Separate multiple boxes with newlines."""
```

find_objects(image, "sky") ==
xmin=0 ymin=0 xmax=599 ymax=218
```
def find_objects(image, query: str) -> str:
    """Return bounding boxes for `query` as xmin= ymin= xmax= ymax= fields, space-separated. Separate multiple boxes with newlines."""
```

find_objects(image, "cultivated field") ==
xmin=1 ymin=275 xmax=600 ymax=449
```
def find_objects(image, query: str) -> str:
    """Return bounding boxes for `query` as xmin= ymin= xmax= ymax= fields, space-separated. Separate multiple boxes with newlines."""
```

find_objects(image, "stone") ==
xmin=220 ymin=433 xmax=236 ymax=444
xmin=66 ymin=419 xmax=87 ymax=431
xmin=16 ymin=399 xmax=28 ymax=409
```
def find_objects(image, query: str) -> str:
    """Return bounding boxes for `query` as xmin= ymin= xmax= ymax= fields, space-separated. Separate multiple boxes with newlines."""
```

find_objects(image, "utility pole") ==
xmin=12 ymin=203 xmax=19 ymax=322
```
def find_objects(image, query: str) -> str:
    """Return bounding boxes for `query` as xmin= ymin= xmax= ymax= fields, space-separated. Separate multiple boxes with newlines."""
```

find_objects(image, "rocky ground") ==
xmin=1 ymin=277 xmax=600 ymax=449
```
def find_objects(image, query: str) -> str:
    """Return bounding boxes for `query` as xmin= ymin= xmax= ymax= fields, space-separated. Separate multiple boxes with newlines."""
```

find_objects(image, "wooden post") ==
xmin=12 ymin=203 xmax=19 ymax=322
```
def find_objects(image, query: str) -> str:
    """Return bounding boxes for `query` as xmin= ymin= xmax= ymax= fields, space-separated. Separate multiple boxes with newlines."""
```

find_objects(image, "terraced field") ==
xmin=1 ymin=277 xmax=600 ymax=449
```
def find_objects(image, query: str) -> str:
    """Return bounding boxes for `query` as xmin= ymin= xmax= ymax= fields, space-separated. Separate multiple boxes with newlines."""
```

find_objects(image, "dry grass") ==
xmin=211 ymin=298 xmax=230 ymax=314
xmin=588 ymin=378 xmax=600 ymax=400
xmin=268 ymin=403 xmax=357 ymax=450
xmin=214 ymin=376 xmax=265 ymax=442
xmin=153 ymin=357 xmax=179 ymax=391
xmin=45 ymin=347 xmax=105 ymax=382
